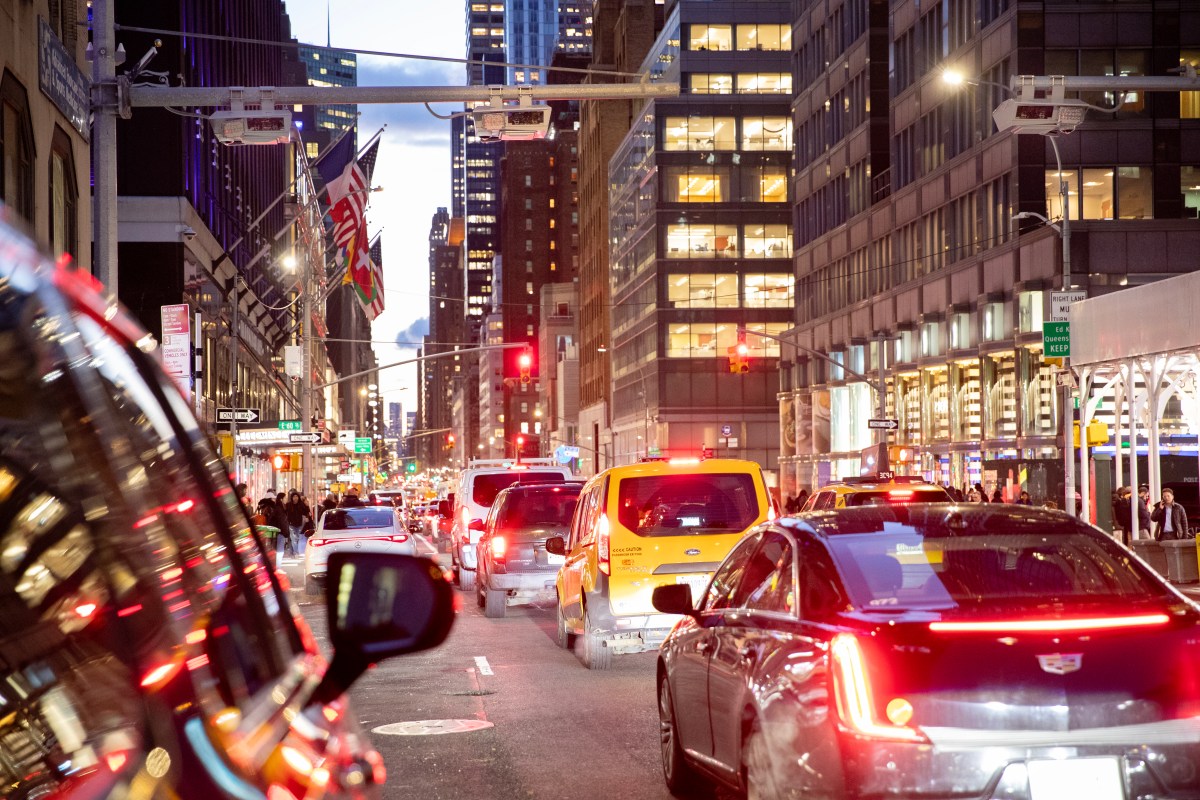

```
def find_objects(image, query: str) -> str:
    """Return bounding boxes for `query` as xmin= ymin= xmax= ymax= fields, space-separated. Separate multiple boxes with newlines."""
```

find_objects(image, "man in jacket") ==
xmin=1151 ymin=488 xmax=1189 ymax=541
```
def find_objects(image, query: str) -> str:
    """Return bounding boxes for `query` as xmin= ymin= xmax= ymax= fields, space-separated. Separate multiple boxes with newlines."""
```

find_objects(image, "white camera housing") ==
xmin=210 ymin=108 xmax=292 ymax=145
xmin=470 ymin=97 xmax=551 ymax=142
xmin=992 ymin=97 xmax=1088 ymax=135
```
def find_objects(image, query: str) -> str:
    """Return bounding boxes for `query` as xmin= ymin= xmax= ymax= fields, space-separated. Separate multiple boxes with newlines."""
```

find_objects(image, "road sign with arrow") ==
xmin=867 ymin=418 xmax=899 ymax=430
xmin=288 ymin=432 xmax=322 ymax=444
xmin=216 ymin=407 xmax=261 ymax=424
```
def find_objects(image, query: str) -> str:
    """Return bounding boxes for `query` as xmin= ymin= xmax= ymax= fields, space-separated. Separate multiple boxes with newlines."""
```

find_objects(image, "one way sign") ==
xmin=216 ymin=407 xmax=261 ymax=424
xmin=867 ymin=418 xmax=899 ymax=431
xmin=288 ymin=432 xmax=322 ymax=444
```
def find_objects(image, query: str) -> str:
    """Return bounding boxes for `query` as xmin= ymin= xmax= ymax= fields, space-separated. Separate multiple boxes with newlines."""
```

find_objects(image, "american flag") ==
xmin=325 ymin=138 xmax=380 ymax=318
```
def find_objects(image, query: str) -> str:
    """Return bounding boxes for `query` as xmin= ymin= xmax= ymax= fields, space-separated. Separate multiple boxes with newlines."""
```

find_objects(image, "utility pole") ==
xmin=91 ymin=0 xmax=119 ymax=299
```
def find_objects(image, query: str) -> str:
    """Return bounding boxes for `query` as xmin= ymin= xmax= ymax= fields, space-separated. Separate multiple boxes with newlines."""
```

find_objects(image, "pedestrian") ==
xmin=284 ymin=490 xmax=312 ymax=558
xmin=1016 ymin=490 xmax=1032 ymax=505
xmin=320 ymin=492 xmax=338 ymax=520
xmin=796 ymin=489 xmax=809 ymax=510
xmin=268 ymin=494 xmax=290 ymax=554
xmin=966 ymin=489 xmax=982 ymax=503
xmin=1151 ymin=487 xmax=1189 ymax=541
xmin=784 ymin=495 xmax=797 ymax=513
xmin=1112 ymin=487 xmax=1132 ymax=545
xmin=340 ymin=486 xmax=364 ymax=507
xmin=991 ymin=487 xmax=1003 ymax=503
xmin=974 ymin=483 xmax=988 ymax=502
xmin=1044 ymin=499 xmax=1059 ymax=510
xmin=235 ymin=482 xmax=252 ymax=514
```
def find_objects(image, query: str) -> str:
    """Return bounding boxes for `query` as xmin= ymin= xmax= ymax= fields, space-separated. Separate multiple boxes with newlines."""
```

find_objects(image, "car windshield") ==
xmin=816 ymin=507 xmax=1173 ymax=613
xmin=321 ymin=507 xmax=395 ymax=531
xmin=497 ymin=486 xmax=580 ymax=530
xmin=845 ymin=488 xmax=951 ymax=506
xmin=472 ymin=471 xmax=566 ymax=507
xmin=616 ymin=473 xmax=760 ymax=536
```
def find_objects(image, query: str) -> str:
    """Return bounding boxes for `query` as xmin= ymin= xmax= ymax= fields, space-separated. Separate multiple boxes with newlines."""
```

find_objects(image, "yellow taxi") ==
xmin=800 ymin=473 xmax=951 ymax=510
xmin=546 ymin=457 xmax=772 ymax=669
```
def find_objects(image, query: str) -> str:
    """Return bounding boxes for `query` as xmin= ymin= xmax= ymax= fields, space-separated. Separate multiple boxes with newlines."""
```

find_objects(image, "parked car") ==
xmin=304 ymin=505 xmax=424 ymax=595
xmin=443 ymin=458 xmax=574 ymax=590
xmin=476 ymin=482 xmax=582 ymax=617
xmin=652 ymin=502 xmax=1200 ymax=799
xmin=547 ymin=457 xmax=772 ymax=669
xmin=0 ymin=217 xmax=455 ymax=799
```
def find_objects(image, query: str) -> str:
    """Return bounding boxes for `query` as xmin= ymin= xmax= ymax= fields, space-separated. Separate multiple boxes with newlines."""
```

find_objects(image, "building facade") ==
xmin=778 ymin=0 xmax=1200 ymax=504
xmin=297 ymin=44 xmax=358 ymax=153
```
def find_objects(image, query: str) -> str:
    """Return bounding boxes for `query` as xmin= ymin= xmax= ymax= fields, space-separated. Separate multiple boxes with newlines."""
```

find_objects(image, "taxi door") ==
xmin=558 ymin=477 xmax=600 ymax=625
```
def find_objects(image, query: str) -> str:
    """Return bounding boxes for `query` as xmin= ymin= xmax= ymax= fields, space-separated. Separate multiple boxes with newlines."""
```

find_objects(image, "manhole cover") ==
xmin=372 ymin=719 xmax=494 ymax=736
xmin=448 ymin=689 xmax=496 ymax=697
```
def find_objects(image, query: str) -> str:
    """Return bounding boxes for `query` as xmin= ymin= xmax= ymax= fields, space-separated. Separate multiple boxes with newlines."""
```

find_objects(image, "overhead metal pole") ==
xmin=91 ymin=0 xmax=119 ymax=300
xmin=1047 ymin=136 xmax=1075 ymax=516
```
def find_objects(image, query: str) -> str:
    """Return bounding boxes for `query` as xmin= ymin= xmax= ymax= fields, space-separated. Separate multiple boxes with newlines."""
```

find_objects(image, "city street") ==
xmin=288 ymin=560 xmax=684 ymax=800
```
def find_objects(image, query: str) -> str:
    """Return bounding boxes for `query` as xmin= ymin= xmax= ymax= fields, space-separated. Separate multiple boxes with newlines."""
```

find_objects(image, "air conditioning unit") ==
xmin=470 ymin=96 xmax=551 ymax=142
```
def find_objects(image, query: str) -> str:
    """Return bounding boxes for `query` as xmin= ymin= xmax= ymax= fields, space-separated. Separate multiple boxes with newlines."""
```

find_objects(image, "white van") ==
xmin=445 ymin=458 xmax=573 ymax=589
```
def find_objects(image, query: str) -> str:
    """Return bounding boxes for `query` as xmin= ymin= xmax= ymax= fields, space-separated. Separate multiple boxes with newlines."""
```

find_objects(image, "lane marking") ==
xmin=474 ymin=656 xmax=494 ymax=676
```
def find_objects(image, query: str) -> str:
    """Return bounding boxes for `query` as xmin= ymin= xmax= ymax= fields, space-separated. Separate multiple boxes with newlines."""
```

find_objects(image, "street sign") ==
xmin=1050 ymin=290 xmax=1087 ymax=322
xmin=288 ymin=432 xmax=322 ymax=444
xmin=867 ymin=418 xmax=899 ymax=430
xmin=216 ymin=407 xmax=261 ymax=424
xmin=1043 ymin=321 xmax=1071 ymax=357
xmin=279 ymin=419 xmax=301 ymax=431
xmin=354 ymin=437 xmax=372 ymax=454
xmin=337 ymin=429 xmax=357 ymax=445
xmin=720 ymin=424 xmax=733 ymax=437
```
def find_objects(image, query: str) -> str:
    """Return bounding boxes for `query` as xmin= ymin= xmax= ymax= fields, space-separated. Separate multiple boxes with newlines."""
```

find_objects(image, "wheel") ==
xmin=484 ymin=588 xmax=507 ymax=618
xmin=304 ymin=575 xmax=320 ymax=596
xmin=555 ymin=601 xmax=575 ymax=649
xmin=743 ymin=723 xmax=784 ymax=800
xmin=658 ymin=671 xmax=712 ymax=798
xmin=458 ymin=568 xmax=476 ymax=591
xmin=476 ymin=579 xmax=485 ymax=608
xmin=579 ymin=608 xmax=612 ymax=670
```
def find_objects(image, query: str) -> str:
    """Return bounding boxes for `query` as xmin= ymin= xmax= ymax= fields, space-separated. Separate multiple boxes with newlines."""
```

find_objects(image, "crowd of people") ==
xmin=234 ymin=483 xmax=375 ymax=559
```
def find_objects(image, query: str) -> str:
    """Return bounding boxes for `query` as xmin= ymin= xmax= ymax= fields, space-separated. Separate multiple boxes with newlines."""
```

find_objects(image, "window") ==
xmin=1182 ymin=52 xmax=1200 ymax=119
xmin=1 ymin=71 xmax=35 ymax=222
xmin=661 ymin=164 xmax=732 ymax=203
xmin=743 ymin=223 xmax=791 ymax=258
xmin=664 ymin=222 xmax=738 ymax=258
xmin=1183 ymin=166 xmax=1200 ymax=218
xmin=667 ymin=273 xmax=738 ymax=308
xmin=1017 ymin=291 xmax=1043 ymax=334
xmin=618 ymin=473 xmax=760 ymax=538
xmin=737 ymin=532 xmax=796 ymax=614
xmin=742 ymin=323 xmax=789 ymax=357
xmin=748 ymin=166 xmax=788 ymax=203
xmin=688 ymin=24 xmax=732 ymax=52
xmin=921 ymin=321 xmax=942 ymax=358
xmin=689 ymin=74 xmax=732 ymax=94
xmin=49 ymin=127 xmax=78 ymax=259
xmin=666 ymin=322 xmax=737 ymax=358
xmin=735 ymin=73 xmax=792 ymax=94
xmin=948 ymin=311 xmax=971 ymax=351
xmin=702 ymin=534 xmax=760 ymax=611
xmin=1046 ymin=167 xmax=1154 ymax=220
xmin=982 ymin=301 xmax=1007 ymax=342
xmin=735 ymin=23 xmax=790 ymax=52
xmin=743 ymin=273 xmax=793 ymax=307
xmin=662 ymin=116 xmax=737 ymax=151
xmin=741 ymin=116 xmax=791 ymax=151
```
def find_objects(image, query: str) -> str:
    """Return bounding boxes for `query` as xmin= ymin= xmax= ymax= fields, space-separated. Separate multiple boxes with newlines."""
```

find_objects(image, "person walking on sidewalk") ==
xmin=284 ymin=490 xmax=312 ymax=558
xmin=1152 ymin=488 xmax=1189 ymax=541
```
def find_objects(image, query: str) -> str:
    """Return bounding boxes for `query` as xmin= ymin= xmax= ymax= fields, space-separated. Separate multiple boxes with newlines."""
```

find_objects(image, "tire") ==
xmin=475 ymin=579 xmax=486 ymax=608
xmin=304 ymin=575 xmax=320 ymax=596
xmin=579 ymin=608 xmax=612 ymax=670
xmin=458 ymin=568 xmax=476 ymax=591
xmin=555 ymin=601 xmax=575 ymax=649
xmin=484 ymin=588 xmax=507 ymax=618
xmin=658 ymin=671 xmax=712 ymax=798
xmin=743 ymin=723 xmax=785 ymax=800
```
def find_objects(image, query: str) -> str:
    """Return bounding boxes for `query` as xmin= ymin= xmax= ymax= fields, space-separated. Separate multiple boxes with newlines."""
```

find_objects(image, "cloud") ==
xmin=394 ymin=317 xmax=430 ymax=349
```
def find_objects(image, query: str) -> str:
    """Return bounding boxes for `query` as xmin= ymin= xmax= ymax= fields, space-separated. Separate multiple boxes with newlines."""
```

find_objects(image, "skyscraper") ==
xmin=296 ymin=45 xmax=357 ymax=156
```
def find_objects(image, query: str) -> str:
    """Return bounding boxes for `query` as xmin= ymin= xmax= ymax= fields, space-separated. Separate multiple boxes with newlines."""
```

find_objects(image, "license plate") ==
xmin=1027 ymin=757 xmax=1124 ymax=800
xmin=547 ymin=552 xmax=565 ymax=565
xmin=675 ymin=574 xmax=710 ymax=597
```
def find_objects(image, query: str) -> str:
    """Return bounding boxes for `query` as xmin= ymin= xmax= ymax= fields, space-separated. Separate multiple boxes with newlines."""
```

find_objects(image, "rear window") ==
xmin=472 ymin=470 xmax=568 ymax=507
xmin=845 ymin=487 xmax=950 ymax=506
xmin=819 ymin=511 xmax=1171 ymax=613
xmin=616 ymin=473 xmax=760 ymax=536
xmin=497 ymin=486 xmax=581 ymax=530
xmin=321 ymin=507 xmax=395 ymax=530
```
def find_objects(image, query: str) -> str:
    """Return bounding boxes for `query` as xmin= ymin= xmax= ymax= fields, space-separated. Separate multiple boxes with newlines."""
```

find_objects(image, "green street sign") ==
xmin=1043 ymin=321 xmax=1070 ymax=357
xmin=278 ymin=419 xmax=301 ymax=431
xmin=354 ymin=437 xmax=372 ymax=454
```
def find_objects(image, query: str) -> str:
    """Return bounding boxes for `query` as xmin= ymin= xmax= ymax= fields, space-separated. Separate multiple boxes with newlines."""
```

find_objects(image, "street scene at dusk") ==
xmin=2 ymin=0 xmax=1200 ymax=797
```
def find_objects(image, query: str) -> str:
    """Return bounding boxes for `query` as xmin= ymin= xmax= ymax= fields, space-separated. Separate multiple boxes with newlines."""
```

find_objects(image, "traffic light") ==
xmin=290 ymin=454 xmax=301 ymax=472
xmin=727 ymin=342 xmax=750 ymax=373
xmin=516 ymin=434 xmax=526 ymax=451
xmin=406 ymin=461 xmax=417 ymax=474
xmin=446 ymin=432 xmax=456 ymax=449
xmin=518 ymin=350 xmax=533 ymax=385
xmin=272 ymin=453 xmax=286 ymax=471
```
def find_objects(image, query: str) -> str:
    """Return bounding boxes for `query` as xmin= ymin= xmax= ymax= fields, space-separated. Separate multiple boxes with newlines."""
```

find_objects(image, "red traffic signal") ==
xmin=518 ymin=350 xmax=533 ymax=385
xmin=447 ymin=432 xmax=456 ymax=449
xmin=726 ymin=343 xmax=751 ymax=374
xmin=516 ymin=435 xmax=526 ymax=449
xmin=272 ymin=453 xmax=286 ymax=471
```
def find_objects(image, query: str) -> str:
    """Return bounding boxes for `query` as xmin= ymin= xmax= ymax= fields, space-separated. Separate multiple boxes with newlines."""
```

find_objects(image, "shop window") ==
xmin=662 ymin=116 xmax=737 ymax=151
xmin=664 ymin=223 xmax=738 ymax=258
xmin=667 ymin=273 xmax=737 ymax=308
xmin=1183 ymin=166 xmax=1200 ymax=218
xmin=1 ymin=72 xmax=35 ymax=223
xmin=661 ymin=164 xmax=732 ymax=203
xmin=689 ymin=74 xmax=732 ymax=94
xmin=49 ymin=126 xmax=78 ymax=259
xmin=736 ymin=73 xmax=792 ymax=94
xmin=743 ymin=273 xmax=793 ymax=308
xmin=743 ymin=223 xmax=791 ymax=259
xmin=688 ymin=24 xmax=732 ymax=52
xmin=741 ymin=116 xmax=791 ymax=151
xmin=735 ymin=24 xmax=790 ymax=51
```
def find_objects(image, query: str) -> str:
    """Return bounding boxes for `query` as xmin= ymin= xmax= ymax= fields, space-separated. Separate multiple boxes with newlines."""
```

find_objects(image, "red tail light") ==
xmin=491 ymin=536 xmax=507 ymax=561
xmin=597 ymin=514 xmax=610 ymax=576
xmin=389 ymin=534 xmax=410 ymax=543
xmin=309 ymin=538 xmax=327 ymax=548
xmin=929 ymin=613 xmax=1171 ymax=634
xmin=829 ymin=633 xmax=926 ymax=742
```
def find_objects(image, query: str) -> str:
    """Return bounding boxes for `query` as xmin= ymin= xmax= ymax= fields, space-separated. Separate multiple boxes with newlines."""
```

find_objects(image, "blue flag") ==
xmin=314 ymin=131 xmax=355 ymax=188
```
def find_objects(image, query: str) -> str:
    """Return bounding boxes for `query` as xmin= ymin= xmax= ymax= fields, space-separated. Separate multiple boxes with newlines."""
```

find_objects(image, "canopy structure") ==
xmin=1069 ymin=271 xmax=1200 ymax=538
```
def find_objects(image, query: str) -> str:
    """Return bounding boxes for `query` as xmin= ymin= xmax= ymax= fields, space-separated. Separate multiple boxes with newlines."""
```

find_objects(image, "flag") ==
xmin=313 ymin=130 xmax=355 ymax=188
xmin=364 ymin=237 xmax=384 ymax=319
xmin=325 ymin=137 xmax=381 ymax=319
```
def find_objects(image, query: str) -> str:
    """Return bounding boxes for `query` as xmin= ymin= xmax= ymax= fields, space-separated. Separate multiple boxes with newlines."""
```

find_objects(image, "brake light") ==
xmin=668 ymin=458 xmax=701 ymax=465
xmin=309 ymin=538 xmax=327 ymax=548
xmin=491 ymin=536 xmax=507 ymax=560
xmin=829 ymin=633 xmax=925 ymax=742
xmin=929 ymin=613 xmax=1171 ymax=634
xmin=389 ymin=534 xmax=410 ymax=543
xmin=888 ymin=489 xmax=914 ymax=498
xmin=597 ymin=514 xmax=610 ymax=576
xmin=140 ymin=660 xmax=182 ymax=690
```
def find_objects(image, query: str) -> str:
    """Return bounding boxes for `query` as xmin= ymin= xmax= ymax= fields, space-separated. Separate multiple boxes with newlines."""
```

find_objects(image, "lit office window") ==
xmin=735 ymin=24 xmax=791 ymax=51
xmin=743 ymin=274 xmax=793 ymax=307
xmin=663 ymin=116 xmax=737 ymax=151
xmin=742 ymin=224 xmax=791 ymax=258
xmin=735 ymin=73 xmax=792 ymax=94
xmin=664 ymin=223 xmax=738 ymax=258
xmin=688 ymin=24 xmax=732 ymax=51
xmin=741 ymin=116 xmax=791 ymax=151
xmin=667 ymin=273 xmax=738 ymax=308
xmin=661 ymin=164 xmax=732 ymax=202
xmin=665 ymin=322 xmax=738 ymax=357
xmin=689 ymin=74 xmax=732 ymax=94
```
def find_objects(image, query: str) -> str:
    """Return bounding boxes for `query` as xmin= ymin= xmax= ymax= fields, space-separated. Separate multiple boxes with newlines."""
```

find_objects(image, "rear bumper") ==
xmin=583 ymin=589 xmax=680 ymax=654
xmin=486 ymin=571 xmax=558 ymax=597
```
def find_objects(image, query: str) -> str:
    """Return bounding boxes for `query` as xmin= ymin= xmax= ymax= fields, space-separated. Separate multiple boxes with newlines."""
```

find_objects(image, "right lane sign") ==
xmin=868 ymin=418 xmax=899 ymax=431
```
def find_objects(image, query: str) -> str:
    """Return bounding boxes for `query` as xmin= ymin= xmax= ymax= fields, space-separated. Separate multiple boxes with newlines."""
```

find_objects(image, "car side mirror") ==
xmin=545 ymin=535 xmax=566 ymax=556
xmin=437 ymin=500 xmax=451 ymax=519
xmin=308 ymin=552 xmax=455 ymax=706
xmin=652 ymin=583 xmax=698 ymax=618
xmin=468 ymin=518 xmax=485 ymax=532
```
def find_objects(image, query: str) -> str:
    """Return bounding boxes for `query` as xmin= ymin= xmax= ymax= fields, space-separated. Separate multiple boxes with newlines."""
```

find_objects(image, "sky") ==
xmin=284 ymin=0 xmax=465 ymax=423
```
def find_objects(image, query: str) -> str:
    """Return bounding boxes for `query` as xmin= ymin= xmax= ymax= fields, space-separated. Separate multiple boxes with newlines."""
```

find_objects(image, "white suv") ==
xmin=445 ymin=459 xmax=572 ymax=590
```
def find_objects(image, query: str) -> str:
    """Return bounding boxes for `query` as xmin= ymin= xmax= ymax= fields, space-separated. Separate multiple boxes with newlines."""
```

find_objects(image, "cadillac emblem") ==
xmin=1037 ymin=653 xmax=1083 ymax=675
xmin=685 ymin=548 xmax=701 ymax=556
